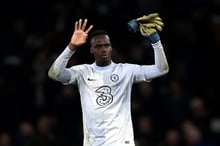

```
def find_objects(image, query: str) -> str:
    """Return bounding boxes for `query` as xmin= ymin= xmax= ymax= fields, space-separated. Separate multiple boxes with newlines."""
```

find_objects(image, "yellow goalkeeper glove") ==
xmin=138 ymin=13 xmax=164 ymax=36
xmin=127 ymin=13 xmax=164 ymax=43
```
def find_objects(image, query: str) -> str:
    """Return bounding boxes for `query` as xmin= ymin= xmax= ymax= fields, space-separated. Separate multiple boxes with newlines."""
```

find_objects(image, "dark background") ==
xmin=0 ymin=0 xmax=219 ymax=146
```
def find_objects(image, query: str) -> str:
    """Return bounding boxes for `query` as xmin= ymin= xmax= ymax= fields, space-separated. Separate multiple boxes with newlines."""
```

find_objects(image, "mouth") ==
xmin=101 ymin=54 xmax=109 ymax=60
xmin=101 ymin=54 xmax=108 ymax=57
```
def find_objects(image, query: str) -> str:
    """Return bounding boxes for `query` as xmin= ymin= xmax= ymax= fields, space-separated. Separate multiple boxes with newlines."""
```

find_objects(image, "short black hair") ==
xmin=89 ymin=29 xmax=109 ymax=43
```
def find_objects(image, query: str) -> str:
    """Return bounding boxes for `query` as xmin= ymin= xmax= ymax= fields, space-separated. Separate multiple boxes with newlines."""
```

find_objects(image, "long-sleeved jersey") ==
xmin=48 ymin=40 xmax=169 ymax=146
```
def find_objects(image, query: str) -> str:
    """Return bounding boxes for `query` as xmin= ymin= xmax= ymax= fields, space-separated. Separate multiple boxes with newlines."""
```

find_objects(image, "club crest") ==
xmin=110 ymin=74 xmax=119 ymax=82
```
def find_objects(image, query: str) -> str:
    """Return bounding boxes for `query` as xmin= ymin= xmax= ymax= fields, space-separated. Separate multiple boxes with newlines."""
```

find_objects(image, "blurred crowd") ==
xmin=0 ymin=0 xmax=220 ymax=146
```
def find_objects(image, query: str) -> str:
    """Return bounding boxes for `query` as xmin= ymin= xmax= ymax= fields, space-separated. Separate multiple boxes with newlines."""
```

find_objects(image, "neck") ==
xmin=93 ymin=61 xmax=115 ymax=71
xmin=96 ymin=60 xmax=112 ymax=67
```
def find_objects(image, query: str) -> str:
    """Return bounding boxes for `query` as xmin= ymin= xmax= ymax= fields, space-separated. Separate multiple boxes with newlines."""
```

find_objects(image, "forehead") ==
xmin=91 ymin=35 xmax=111 ymax=45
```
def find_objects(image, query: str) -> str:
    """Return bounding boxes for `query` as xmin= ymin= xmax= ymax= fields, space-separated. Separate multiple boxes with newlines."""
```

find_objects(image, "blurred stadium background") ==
xmin=0 ymin=0 xmax=219 ymax=146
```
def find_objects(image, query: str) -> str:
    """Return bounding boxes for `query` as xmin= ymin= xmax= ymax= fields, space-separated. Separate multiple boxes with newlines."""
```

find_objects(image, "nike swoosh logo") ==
xmin=88 ymin=78 xmax=96 ymax=81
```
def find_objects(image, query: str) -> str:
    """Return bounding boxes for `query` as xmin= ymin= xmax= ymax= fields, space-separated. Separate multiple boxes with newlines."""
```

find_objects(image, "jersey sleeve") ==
xmin=132 ymin=64 xmax=163 ymax=83
xmin=48 ymin=46 xmax=75 ymax=84
xmin=132 ymin=40 xmax=169 ymax=83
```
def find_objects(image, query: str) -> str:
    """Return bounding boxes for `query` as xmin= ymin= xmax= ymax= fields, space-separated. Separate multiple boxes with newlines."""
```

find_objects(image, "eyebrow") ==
xmin=93 ymin=43 xmax=111 ymax=48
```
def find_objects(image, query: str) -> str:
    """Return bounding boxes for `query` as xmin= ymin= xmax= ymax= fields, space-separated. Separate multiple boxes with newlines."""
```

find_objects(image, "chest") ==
xmin=86 ymin=71 xmax=121 ymax=86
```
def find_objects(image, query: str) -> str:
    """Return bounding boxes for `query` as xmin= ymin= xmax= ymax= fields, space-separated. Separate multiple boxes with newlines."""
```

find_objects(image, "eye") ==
xmin=94 ymin=45 xmax=102 ymax=49
xmin=104 ymin=44 xmax=111 ymax=48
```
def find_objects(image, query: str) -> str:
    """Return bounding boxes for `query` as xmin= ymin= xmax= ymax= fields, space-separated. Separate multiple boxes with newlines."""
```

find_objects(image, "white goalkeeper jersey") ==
xmin=49 ymin=41 xmax=168 ymax=146
xmin=69 ymin=62 xmax=151 ymax=146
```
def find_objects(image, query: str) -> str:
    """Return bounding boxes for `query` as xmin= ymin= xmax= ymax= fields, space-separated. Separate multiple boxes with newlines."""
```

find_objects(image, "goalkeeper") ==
xmin=48 ymin=13 xmax=169 ymax=146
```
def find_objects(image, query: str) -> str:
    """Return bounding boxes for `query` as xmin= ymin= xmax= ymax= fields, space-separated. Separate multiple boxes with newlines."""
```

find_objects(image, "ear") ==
xmin=90 ymin=47 xmax=93 ymax=53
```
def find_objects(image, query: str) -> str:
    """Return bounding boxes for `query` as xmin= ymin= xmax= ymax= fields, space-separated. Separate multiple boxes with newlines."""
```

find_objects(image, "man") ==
xmin=48 ymin=13 xmax=169 ymax=146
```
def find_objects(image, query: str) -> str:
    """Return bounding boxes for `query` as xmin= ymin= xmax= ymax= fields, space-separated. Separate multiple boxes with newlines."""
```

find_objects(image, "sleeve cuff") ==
xmin=61 ymin=46 xmax=76 ymax=58
xmin=149 ymin=32 xmax=160 ymax=44
xmin=151 ymin=40 xmax=163 ymax=50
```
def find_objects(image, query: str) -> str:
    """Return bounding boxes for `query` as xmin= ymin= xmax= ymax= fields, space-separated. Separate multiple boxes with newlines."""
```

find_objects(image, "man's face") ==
xmin=90 ymin=34 xmax=112 ymax=66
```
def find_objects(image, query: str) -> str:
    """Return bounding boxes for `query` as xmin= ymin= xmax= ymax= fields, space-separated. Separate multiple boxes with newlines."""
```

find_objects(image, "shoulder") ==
xmin=116 ymin=62 xmax=138 ymax=67
xmin=114 ymin=63 xmax=139 ymax=70
xmin=69 ymin=64 xmax=92 ymax=71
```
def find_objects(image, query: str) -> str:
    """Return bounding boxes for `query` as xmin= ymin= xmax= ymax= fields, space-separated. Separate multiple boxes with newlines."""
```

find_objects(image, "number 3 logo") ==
xmin=95 ymin=86 xmax=113 ymax=106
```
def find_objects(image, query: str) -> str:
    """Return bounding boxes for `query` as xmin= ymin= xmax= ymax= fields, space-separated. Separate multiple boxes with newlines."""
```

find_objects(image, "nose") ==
xmin=101 ymin=47 xmax=108 ymax=53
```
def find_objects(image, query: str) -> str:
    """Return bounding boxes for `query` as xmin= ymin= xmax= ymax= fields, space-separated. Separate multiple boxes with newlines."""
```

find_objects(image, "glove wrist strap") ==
xmin=149 ymin=32 xmax=160 ymax=44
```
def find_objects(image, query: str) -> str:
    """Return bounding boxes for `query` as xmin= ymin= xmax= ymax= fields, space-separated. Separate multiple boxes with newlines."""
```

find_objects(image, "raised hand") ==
xmin=138 ymin=13 xmax=164 ymax=37
xmin=68 ymin=19 xmax=93 ymax=51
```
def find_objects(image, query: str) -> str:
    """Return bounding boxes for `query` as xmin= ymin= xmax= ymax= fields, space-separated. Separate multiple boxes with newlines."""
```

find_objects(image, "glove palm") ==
xmin=137 ymin=13 xmax=164 ymax=37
